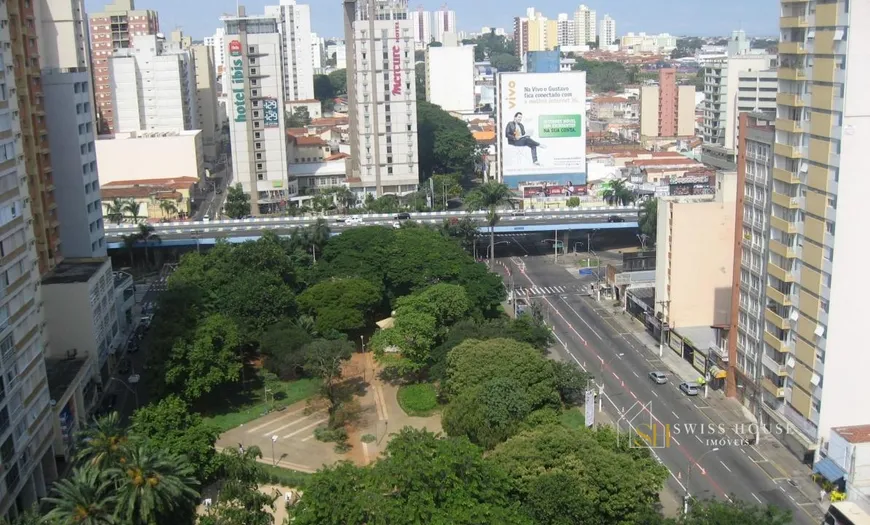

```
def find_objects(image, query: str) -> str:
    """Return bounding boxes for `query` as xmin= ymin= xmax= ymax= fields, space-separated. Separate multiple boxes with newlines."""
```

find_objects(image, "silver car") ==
xmin=679 ymin=382 xmax=700 ymax=396
xmin=648 ymin=371 xmax=668 ymax=385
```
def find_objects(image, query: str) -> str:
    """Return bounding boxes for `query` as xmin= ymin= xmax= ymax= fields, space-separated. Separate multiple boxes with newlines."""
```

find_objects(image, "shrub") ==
xmin=566 ymin=197 xmax=581 ymax=207
xmin=314 ymin=426 xmax=348 ymax=443
xmin=361 ymin=434 xmax=376 ymax=443
xmin=397 ymin=383 xmax=438 ymax=416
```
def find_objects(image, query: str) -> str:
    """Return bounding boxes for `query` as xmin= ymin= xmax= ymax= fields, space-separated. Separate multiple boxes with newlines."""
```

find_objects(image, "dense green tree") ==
xmin=672 ymin=498 xmax=792 ymax=525
xmin=600 ymin=178 xmax=635 ymax=205
xmin=291 ymin=429 xmax=532 ymax=525
xmin=390 ymin=310 xmax=438 ymax=368
xmin=259 ymin=321 xmax=313 ymax=379
xmin=551 ymin=361 xmax=590 ymax=406
xmin=443 ymin=377 xmax=532 ymax=448
xmin=430 ymin=172 xmax=463 ymax=209
xmin=75 ymin=412 xmax=128 ymax=469
xmin=129 ymin=395 xmax=220 ymax=482
xmin=464 ymin=181 xmax=513 ymax=268
xmin=303 ymin=339 xmax=354 ymax=425
xmin=297 ymin=278 xmax=381 ymax=335
xmin=469 ymin=31 xmax=515 ymax=61
xmin=395 ymin=283 xmax=471 ymax=328
xmin=199 ymin=447 xmax=276 ymax=525
xmin=490 ymin=52 xmax=522 ymax=72
xmin=313 ymin=74 xmax=335 ymax=111
xmin=327 ymin=69 xmax=347 ymax=95
xmin=440 ymin=216 xmax=478 ymax=254
xmin=42 ymin=467 xmax=117 ymax=525
xmin=165 ymin=313 xmax=243 ymax=403
xmin=489 ymin=425 xmax=669 ymax=525
xmin=639 ymin=198 xmax=658 ymax=244
xmin=286 ymin=106 xmax=311 ymax=128
xmin=416 ymin=100 xmax=477 ymax=179
xmin=572 ymin=59 xmax=629 ymax=92
xmin=224 ymin=183 xmax=251 ymax=219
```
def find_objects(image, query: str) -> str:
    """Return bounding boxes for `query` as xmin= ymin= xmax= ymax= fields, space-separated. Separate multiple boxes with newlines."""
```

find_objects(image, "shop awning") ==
xmin=813 ymin=457 xmax=847 ymax=483
xmin=710 ymin=366 xmax=727 ymax=379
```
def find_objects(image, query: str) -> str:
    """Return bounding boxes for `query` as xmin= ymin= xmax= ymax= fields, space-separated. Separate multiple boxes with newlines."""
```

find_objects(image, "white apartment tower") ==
xmin=222 ymin=9 xmax=290 ymax=215
xmin=600 ymin=15 xmax=616 ymax=47
xmin=35 ymin=0 xmax=90 ymax=69
xmin=574 ymin=4 xmax=596 ymax=46
xmin=556 ymin=13 xmax=575 ymax=47
xmin=311 ymin=32 xmax=325 ymax=71
xmin=205 ymin=27 xmax=227 ymax=77
xmin=109 ymin=34 xmax=199 ymax=133
xmin=264 ymin=0 xmax=315 ymax=102
xmin=345 ymin=0 xmax=420 ymax=197
xmin=410 ymin=8 xmax=431 ymax=50
xmin=432 ymin=5 xmax=456 ymax=44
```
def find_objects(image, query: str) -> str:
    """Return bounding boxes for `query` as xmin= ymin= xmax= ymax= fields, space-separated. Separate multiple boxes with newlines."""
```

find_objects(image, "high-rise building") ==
xmin=729 ymin=0 xmax=870 ymax=460
xmin=344 ymin=0 xmax=420 ymax=198
xmin=190 ymin=44 xmax=222 ymax=162
xmin=35 ymin=0 xmax=90 ymax=69
xmin=311 ymin=32 xmax=325 ymax=71
xmin=556 ymin=13 xmax=575 ymax=47
xmin=639 ymin=68 xmax=695 ymax=139
xmin=700 ymin=54 xmax=776 ymax=169
xmin=620 ymin=32 xmax=678 ymax=54
xmin=432 ymin=5 xmax=456 ymax=44
xmin=513 ymin=8 xmax=558 ymax=56
xmin=204 ymin=27 xmax=227 ymax=78
xmin=88 ymin=0 xmax=160 ymax=135
xmin=600 ymin=15 xmax=616 ymax=47
xmin=222 ymin=8 xmax=290 ymax=214
xmin=574 ymin=4 xmax=596 ymax=46
xmin=265 ymin=0 xmax=315 ymax=102
xmin=110 ymin=34 xmax=198 ymax=133
xmin=410 ymin=8 xmax=431 ymax=50
xmin=425 ymin=45 xmax=474 ymax=112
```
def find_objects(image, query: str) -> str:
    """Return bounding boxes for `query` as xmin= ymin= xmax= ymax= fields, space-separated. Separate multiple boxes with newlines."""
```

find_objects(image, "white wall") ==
xmin=426 ymin=46 xmax=474 ymax=112
xmin=95 ymin=131 xmax=204 ymax=184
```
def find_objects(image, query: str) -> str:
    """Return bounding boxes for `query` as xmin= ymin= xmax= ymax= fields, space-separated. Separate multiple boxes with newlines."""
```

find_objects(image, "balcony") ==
xmin=771 ymin=191 xmax=801 ymax=209
xmin=775 ymin=118 xmax=805 ymax=134
xmin=777 ymin=93 xmax=805 ymax=107
xmin=779 ymin=42 xmax=807 ymax=54
xmin=767 ymin=284 xmax=792 ymax=307
xmin=779 ymin=66 xmax=807 ymax=81
xmin=780 ymin=16 xmax=808 ymax=28
xmin=773 ymin=167 xmax=801 ymax=184
xmin=763 ymin=330 xmax=791 ymax=353
xmin=767 ymin=261 xmax=796 ymax=283
xmin=774 ymin=143 xmax=804 ymax=159
xmin=770 ymin=215 xmax=799 ymax=235
xmin=765 ymin=307 xmax=790 ymax=330
xmin=762 ymin=377 xmax=786 ymax=398
xmin=763 ymin=353 xmax=789 ymax=376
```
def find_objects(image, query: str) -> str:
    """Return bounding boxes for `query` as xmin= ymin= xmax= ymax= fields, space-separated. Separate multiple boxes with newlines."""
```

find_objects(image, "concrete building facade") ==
xmin=96 ymin=130 xmax=204 ymax=185
xmin=639 ymin=68 xmax=695 ymax=139
xmin=36 ymin=0 xmax=90 ymax=70
xmin=410 ymin=8 xmax=431 ymax=50
xmin=513 ymin=8 xmax=557 ymax=56
xmin=222 ymin=10 xmax=290 ymax=214
xmin=556 ymin=13 xmax=575 ymax=47
xmin=425 ymin=45 xmax=474 ymax=112
xmin=432 ymin=6 xmax=456 ymax=44
xmin=88 ymin=0 xmax=160 ymax=134
xmin=600 ymin=15 xmax=616 ymax=47
xmin=204 ymin=27 xmax=226 ymax=77
xmin=265 ymin=0 xmax=315 ymax=103
xmin=190 ymin=44 xmax=221 ymax=162
xmin=573 ymin=4 xmax=596 ymax=46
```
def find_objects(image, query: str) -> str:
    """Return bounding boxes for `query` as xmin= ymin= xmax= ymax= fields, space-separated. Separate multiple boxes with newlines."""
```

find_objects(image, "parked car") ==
xmin=679 ymin=382 xmax=700 ymax=396
xmin=510 ymin=210 xmax=526 ymax=216
xmin=395 ymin=212 xmax=411 ymax=220
xmin=648 ymin=371 xmax=668 ymax=385
xmin=334 ymin=216 xmax=347 ymax=223
xmin=607 ymin=215 xmax=626 ymax=223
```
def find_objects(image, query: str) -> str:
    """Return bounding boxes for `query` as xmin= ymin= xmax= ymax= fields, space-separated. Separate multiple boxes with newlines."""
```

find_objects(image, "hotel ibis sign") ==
xmin=229 ymin=40 xmax=246 ymax=123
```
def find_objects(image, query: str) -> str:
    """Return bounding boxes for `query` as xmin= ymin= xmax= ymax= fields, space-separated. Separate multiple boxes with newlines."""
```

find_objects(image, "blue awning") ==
xmin=813 ymin=457 xmax=847 ymax=483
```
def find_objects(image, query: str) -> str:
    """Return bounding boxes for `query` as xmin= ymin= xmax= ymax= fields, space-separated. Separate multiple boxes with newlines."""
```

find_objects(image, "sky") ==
xmin=85 ymin=0 xmax=779 ymax=41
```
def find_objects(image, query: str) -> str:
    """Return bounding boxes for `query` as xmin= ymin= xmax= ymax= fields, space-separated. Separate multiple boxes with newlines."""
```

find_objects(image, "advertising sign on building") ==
xmin=229 ymin=40 xmax=246 ymax=123
xmin=497 ymin=71 xmax=587 ymax=188
xmin=391 ymin=22 xmax=402 ymax=95
xmin=263 ymin=98 xmax=279 ymax=128
xmin=585 ymin=389 xmax=595 ymax=427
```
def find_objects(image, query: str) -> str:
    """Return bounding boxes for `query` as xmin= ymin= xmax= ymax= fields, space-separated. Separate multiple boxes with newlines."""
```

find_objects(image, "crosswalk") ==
xmin=245 ymin=407 xmax=327 ymax=441
xmin=510 ymin=284 xmax=592 ymax=297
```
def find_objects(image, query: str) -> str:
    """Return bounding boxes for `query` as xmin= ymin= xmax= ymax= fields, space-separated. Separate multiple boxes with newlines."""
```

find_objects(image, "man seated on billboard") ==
xmin=505 ymin=112 xmax=545 ymax=165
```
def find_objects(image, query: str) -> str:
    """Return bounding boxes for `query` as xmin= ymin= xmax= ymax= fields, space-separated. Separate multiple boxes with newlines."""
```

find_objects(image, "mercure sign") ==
xmin=229 ymin=40 xmax=246 ymax=123
xmin=391 ymin=22 xmax=402 ymax=96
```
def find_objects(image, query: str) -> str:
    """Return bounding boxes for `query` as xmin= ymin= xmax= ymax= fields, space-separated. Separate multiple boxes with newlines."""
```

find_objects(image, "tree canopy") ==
xmin=572 ymin=59 xmax=629 ymax=92
xmin=416 ymin=100 xmax=477 ymax=179
xmin=490 ymin=52 xmax=522 ymax=72
xmin=297 ymin=278 xmax=381 ymax=335
xmin=328 ymin=69 xmax=347 ymax=95
xmin=224 ymin=183 xmax=251 ymax=219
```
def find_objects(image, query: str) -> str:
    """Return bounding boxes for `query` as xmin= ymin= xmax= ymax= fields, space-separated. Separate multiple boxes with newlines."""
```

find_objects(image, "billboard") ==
xmin=263 ymin=98 xmax=280 ymax=128
xmin=497 ymin=71 xmax=587 ymax=188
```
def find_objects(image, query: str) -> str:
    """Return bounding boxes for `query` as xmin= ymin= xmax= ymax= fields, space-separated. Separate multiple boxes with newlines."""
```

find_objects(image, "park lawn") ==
xmin=397 ymin=383 xmax=439 ymax=417
xmin=204 ymin=377 xmax=321 ymax=432
xmin=560 ymin=407 xmax=586 ymax=429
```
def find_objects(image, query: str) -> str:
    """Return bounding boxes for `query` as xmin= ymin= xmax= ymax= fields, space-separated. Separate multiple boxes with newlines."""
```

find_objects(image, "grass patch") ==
xmin=256 ymin=463 xmax=312 ymax=489
xmin=560 ymin=407 xmax=586 ymax=429
xmin=397 ymin=383 xmax=438 ymax=417
xmin=204 ymin=377 xmax=321 ymax=432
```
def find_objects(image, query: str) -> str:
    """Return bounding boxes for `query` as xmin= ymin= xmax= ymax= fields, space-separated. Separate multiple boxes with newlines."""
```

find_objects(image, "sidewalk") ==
xmin=600 ymin=301 xmax=827 ymax=519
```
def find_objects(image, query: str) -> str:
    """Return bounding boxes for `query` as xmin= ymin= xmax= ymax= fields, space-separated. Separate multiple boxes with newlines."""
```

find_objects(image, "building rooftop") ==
xmin=98 ymin=130 xmax=201 ymax=140
xmin=42 ymin=258 xmax=108 ymax=285
xmin=102 ymin=187 xmax=182 ymax=200
xmin=674 ymin=325 xmax=716 ymax=352
xmin=286 ymin=128 xmax=308 ymax=137
xmin=292 ymin=136 xmax=328 ymax=147
xmin=46 ymin=356 xmax=89 ymax=404
xmin=833 ymin=425 xmax=870 ymax=444
xmin=102 ymin=177 xmax=200 ymax=189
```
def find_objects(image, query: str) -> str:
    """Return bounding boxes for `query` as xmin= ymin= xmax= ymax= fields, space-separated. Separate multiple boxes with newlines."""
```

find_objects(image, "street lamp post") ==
xmin=271 ymin=435 xmax=278 ymax=466
xmin=684 ymin=447 xmax=720 ymax=514
xmin=598 ymin=353 xmax=624 ymax=412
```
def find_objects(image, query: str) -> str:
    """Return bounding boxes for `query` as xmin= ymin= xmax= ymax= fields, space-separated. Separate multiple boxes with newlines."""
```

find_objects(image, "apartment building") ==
xmin=600 ymin=15 xmax=616 ymax=47
xmin=35 ymin=0 xmax=90 ymax=70
xmin=88 ymin=0 xmax=160 ymax=134
xmin=190 ymin=44 xmax=221 ymax=162
xmin=222 ymin=9 xmax=290 ymax=214
xmin=204 ymin=27 xmax=227 ymax=77
xmin=701 ymin=54 xmax=776 ymax=170
xmin=556 ymin=13 xmax=575 ymax=47
xmin=311 ymin=32 xmax=325 ymax=71
xmin=432 ymin=5 xmax=456 ymax=45
xmin=639 ymin=68 xmax=696 ymax=139
xmin=425 ymin=45 xmax=474 ymax=112
xmin=727 ymin=0 xmax=869 ymax=461
xmin=513 ymin=8 xmax=558 ymax=56
xmin=264 ymin=0 xmax=315 ymax=103
xmin=344 ymin=0 xmax=420 ymax=198
xmin=410 ymin=8 xmax=431 ymax=50
xmin=620 ymin=32 xmax=678 ymax=54
xmin=110 ymin=34 xmax=198 ymax=133
xmin=574 ymin=4 xmax=596 ymax=46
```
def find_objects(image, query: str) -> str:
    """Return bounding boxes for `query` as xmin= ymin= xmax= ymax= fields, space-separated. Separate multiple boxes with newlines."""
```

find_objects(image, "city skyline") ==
xmin=84 ymin=0 xmax=778 ymax=42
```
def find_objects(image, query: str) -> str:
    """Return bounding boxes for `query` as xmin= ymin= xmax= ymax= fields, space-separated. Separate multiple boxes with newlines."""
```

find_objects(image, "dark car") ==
xmin=395 ymin=212 xmax=411 ymax=220
xmin=607 ymin=215 xmax=626 ymax=223
xmin=215 ymin=188 xmax=223 ymax=194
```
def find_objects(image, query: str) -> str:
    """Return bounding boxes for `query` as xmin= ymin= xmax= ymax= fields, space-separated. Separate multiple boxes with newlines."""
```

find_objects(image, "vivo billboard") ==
xmin=497 ymin=71 xmax=587 ymax=188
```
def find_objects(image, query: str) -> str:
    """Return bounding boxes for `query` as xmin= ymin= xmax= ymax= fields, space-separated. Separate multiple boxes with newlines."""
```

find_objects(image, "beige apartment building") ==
xmin=639 ymin=69 xmax=695 ymax=140
xmin=727 ymin=0 xmax=870 ymax=462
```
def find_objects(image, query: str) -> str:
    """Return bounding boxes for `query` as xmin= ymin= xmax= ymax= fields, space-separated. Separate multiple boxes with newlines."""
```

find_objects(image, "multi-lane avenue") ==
xmin=497 ymin=254 xmax=822 ymax=524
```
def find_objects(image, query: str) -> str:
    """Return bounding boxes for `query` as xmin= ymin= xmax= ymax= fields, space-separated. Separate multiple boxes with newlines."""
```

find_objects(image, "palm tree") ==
xmin=294 ymin=315 xmax=317 ymax=336
xmin=638 ymin=198 xmax=657 ymax=245
xmin=105 ymin=199 xmax=125 ymax=225
xmin=306 ymin=218 xmax=330 ymax=263
xmin=121 ymin=199 xmax=141 ymax=224
xmin=137 ymin=223 xmax=161 ymax=269
xmin=158 ymin=200 xmax=178 ymax=220
xmin=110 ymin=446 xmax=199 ymax=525
xmin=334 ymin=187 xmax=356 ymax=212
xmin=75 ymin=412 xmax=128 ymax=469
xmin=122 ymin=234 xmax=138 ymax=268
xmin=42 ymin=467 xmax=117 ymax=525
xmin=441 ymin=217 xmax=478 ymax=255
xmin=601 ymin=178 xmax=635 ymax=205
xmin=464 ymin=181 xmax=513 ymax=267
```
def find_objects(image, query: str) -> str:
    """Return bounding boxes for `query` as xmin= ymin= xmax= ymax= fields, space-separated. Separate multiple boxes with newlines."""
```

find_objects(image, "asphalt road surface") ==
xmin=502 ymin=253 xmax=818 ymax=525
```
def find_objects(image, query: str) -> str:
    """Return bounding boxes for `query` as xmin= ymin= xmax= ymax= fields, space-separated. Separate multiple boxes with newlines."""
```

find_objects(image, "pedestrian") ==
xmin=238 ymin=443 xmax=244 ymax=455
xmin=820 ymin=489 xmax=826 ymax=502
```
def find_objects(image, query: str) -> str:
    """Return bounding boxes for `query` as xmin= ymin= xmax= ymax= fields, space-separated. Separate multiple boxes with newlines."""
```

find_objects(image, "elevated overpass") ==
xmin=105 ymin=206 xmax=640 ymax=249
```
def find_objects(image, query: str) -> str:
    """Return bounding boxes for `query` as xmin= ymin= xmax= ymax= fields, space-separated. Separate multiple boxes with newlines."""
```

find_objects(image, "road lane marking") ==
xmin=559 ymin=296 xmax=604 ymax=341
xmin=752 ymin=493 xmax=763 ymax=504
xmin=651 ymin=391 xmax=658 ymax=397
xmin=262 ymin=409 xmax=326 ymax=437
xmin=246 ymin=406 xmax=313 ymax=434
xmin=719 ymin=461 xmax=732 ymax=473
xmin=632 ymin=370 xmax=639 ymax=378
xmin=282 ymin=418 xmax=328 ymax=439
xmin=671 ymin=436 xmax=681 ymax=446
xmin=671 ymin=411 xmax=680 ymax=420
xmin=695 ymin=435 xmax=703 ymax=444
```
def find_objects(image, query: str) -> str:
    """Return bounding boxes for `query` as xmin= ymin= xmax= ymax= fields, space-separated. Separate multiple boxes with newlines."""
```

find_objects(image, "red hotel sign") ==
xmin=391 ymin=22 xmax=402 ymax=95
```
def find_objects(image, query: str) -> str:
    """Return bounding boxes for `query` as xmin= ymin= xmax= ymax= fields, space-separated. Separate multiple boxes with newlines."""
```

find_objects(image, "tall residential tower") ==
xmin=264 ymin=0 xmax=315 ymax=102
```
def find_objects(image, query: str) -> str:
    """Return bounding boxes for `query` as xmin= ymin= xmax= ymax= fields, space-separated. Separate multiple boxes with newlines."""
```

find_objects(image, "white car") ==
xmin=346 ymin=216 xmax=363 ymax=225
xmin=391 ymin=221 xmax=401 ymax=229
